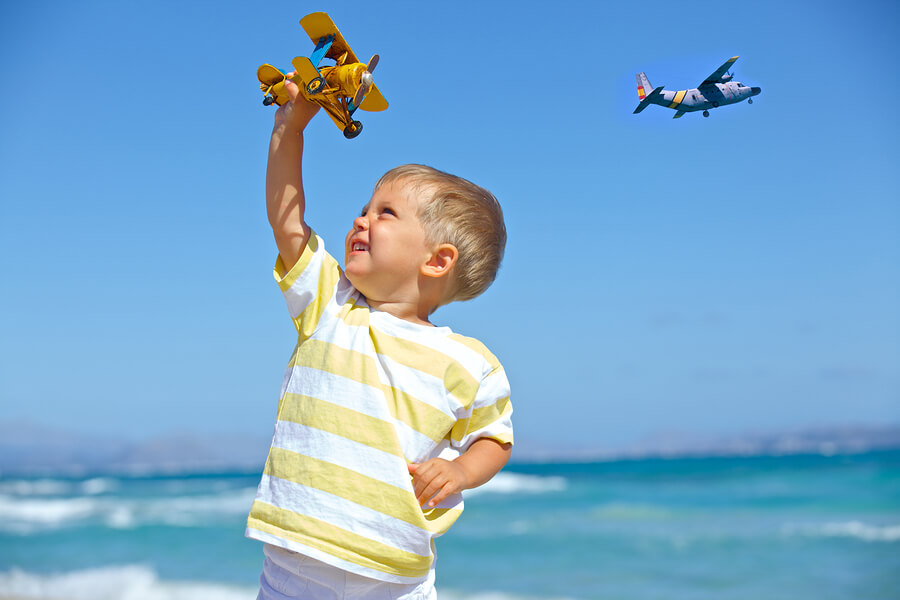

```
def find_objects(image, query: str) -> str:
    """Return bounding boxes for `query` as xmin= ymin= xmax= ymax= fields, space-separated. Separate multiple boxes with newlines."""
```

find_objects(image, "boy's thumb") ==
xmin=407 ymin=463 xmax=419 ymax=473
xmin=284 ymin=78 xmax=299 ymax=99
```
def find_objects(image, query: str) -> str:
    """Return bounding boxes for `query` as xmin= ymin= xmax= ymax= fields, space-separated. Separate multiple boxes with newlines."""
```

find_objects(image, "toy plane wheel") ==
xmin=748 ymin=98 xmax=753 ymax=104
xmin=703 ymin=110 xmax=710 ymax=117
xmin=263 ymin=95 xmax=276 ymax=106
xmin=306 ymin=76 xmax=325 ymax=95
xmin=343 ymin=120 xmax=363 ymax=139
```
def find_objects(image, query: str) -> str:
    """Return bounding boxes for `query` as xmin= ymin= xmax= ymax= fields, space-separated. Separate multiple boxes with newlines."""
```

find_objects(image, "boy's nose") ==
xmin=353 ymin=215 xmax=368 ymax=230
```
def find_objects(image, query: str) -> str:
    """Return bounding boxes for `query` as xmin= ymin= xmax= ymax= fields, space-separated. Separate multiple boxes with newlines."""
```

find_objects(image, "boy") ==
xmin=247 ymin=76 xmax=513 ymax=599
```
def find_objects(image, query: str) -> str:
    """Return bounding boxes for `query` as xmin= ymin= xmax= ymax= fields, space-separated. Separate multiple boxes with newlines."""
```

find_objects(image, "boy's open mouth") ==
xmin=350 ymin=241 xmax=369 ymax=253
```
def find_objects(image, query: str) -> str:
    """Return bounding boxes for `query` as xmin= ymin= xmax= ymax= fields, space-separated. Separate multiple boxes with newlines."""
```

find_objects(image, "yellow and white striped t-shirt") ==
xmin=246 ymin=232 xmax=513 ymax=583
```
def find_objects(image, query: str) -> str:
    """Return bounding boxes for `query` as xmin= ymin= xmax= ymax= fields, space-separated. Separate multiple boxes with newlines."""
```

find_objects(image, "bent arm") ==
xmin=408 ymin=437 xmax=512 ymax=508
xmin=266 ymin=79 xmax=319 ymax=271
xmin=454 ymin=437 xmax=512 ymax=490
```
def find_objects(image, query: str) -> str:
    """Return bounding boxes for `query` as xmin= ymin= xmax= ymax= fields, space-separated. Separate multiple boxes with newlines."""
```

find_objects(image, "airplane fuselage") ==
xmin=658 ymin=81 xmax=760 ymax=113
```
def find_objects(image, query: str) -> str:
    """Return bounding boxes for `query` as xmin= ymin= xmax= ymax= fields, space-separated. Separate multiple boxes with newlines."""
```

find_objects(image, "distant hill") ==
xmin=1 ymin=420 xmax=899 ymax=475
xmin=514 ymin=423 xmax=900 ymax=462
xmin=0 ymin=421 xmax=270 ymax=476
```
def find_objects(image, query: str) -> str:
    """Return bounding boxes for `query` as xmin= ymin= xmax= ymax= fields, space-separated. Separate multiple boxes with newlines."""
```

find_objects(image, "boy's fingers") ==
xmin=418 ymin=473 xmax=448 ymax=506
xmin=428 ymin=487 xmax=451 ymax=507
xmin=284 ymin=78 xmax=300 ymax=100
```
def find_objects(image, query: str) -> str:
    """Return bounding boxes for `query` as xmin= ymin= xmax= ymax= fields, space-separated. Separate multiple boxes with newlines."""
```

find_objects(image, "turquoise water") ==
xmin=1 ymin=451 xmax=898 ymax=599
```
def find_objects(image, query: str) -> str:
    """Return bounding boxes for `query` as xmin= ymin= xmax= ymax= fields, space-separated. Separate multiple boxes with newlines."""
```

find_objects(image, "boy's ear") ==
xmin=421 ymin=244 xmax=458 ymax=279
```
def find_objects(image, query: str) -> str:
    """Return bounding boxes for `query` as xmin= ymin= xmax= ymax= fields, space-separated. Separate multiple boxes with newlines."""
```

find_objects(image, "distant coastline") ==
xmin=513 ymin=423 xmax=900 ymax=463
xmin=1 ymin=420 xmax=898 ymax=476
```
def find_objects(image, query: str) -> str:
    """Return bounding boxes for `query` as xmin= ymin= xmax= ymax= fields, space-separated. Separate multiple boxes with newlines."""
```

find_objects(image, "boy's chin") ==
xmin=344 ymin=270 xmax=370 ymax=296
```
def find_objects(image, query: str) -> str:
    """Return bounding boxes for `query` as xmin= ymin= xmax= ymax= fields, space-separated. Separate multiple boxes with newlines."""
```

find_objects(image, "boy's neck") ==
xmin=365 ymin=296 xmax=437 ymax=327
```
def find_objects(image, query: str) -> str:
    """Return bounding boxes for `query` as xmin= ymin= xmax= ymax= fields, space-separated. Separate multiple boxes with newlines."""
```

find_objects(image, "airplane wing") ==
xmin=672 ymin=110 xmax=685 ymax=119
xmin=359 ymin=85 xmax=388 ymax=112
xmin=300 ymin=12 xmax=359 ymax=65
xmin=699 ymin=56 xmax=738 ymax=87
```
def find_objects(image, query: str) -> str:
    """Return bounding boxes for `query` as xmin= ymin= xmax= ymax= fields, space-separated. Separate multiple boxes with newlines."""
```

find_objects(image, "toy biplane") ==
xmin=257 ymin=12 xmax=388 ymax=139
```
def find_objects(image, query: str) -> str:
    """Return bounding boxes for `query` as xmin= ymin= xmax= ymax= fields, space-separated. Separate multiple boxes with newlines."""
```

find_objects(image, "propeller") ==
xmin=351 ymin=54 xmax=379 ymax=111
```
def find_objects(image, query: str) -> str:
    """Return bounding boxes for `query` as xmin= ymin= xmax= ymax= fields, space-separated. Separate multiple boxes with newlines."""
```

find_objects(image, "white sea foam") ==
xmin=81 ymin=477 xmax=120 ymax=495
xmin=466 ymin=472 xmax=567 ymax=497
xmin=440 ymin=592 xmax=576 ymax=600
xmin=783 ymin=520 xmax=900 ymax=542
xmin=0 ymin=565 xmax=255 ymax=600
xmin=0 ymin=566 xmax=572 ymax=600
xmin=0 ymin=496 xmax=96 ymax=533
xmin=0 ymin=478 xmax=72 ymax=496
xmin=0 ymin=487 xmax=257 ymax=535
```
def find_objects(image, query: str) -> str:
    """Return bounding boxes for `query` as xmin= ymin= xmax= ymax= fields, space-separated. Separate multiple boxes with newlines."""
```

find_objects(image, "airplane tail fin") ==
xmin=633 ymin=85 xmax=664 ymax=114
xmin=636 ymin=72 xmax=653 ymax=101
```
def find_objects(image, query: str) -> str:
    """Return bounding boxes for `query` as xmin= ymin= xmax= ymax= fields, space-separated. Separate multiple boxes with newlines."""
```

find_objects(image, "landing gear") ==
xmin=748 ymin=98 xmax=753 ymax=104
xmin=263 ymin=95 xmax=276 ymax=106
xmin=343 ymin=120 xmax=363 ymax=139
xmin=306 ymin=76 xmax=325 ymax=95
xmin=711 ymin=101 xmax=719 ymax=108
xmin=703 ymin=110 xmax=710 ymax=117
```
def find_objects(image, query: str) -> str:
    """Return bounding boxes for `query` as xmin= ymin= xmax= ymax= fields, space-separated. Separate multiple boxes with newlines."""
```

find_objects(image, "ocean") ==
xmin=1 ymin=451 xmax=898 ymax=599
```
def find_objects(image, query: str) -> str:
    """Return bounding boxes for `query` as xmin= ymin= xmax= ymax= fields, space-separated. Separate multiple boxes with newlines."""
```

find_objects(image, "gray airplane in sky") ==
xmin=633 ymin=56 xmax=761 ymax=118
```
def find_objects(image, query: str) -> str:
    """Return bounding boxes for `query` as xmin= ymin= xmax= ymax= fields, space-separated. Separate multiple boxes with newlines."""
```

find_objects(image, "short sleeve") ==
xmin=274 ymin=231 xmax=343 ymax=341
xmin=450 ymin=366 xmax=514 ymax=452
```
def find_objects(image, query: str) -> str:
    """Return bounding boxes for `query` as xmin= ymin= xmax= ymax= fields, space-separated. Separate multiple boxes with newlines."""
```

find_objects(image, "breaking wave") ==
xmin=0 ymin=565 xmax=255 ymax=600
xmin=467 ymin=472 xmax=567 ymax=496
xmin=783 ymin=520 xmax=900 ymax=542
xmin=0 ymin=486 xmax=257 ymax=535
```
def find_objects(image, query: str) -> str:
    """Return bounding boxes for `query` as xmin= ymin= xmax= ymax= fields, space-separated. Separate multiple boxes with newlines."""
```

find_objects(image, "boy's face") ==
xmin=344 ymin=180 xmax=434 ymax=302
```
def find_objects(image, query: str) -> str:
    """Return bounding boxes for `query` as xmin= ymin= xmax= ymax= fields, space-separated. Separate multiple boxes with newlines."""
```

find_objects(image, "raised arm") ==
xmin=266 ymin=78 xmax=320 ymax=271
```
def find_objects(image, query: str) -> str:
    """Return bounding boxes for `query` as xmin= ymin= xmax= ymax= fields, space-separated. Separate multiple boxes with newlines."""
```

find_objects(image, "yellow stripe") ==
xmin=385 ymin=385 xmax=456 ymax=443
xmin=264 ymin=447 xmax=461 ymax=533
xmin=337 ymin=298 xmax=370 ymax=327
xmin=668 ymin=89 xmax=686 ymax=109
xmin=275 ymin=231 xmax=319 ymax=291
xmin=248 ymin=504 xmax=436 ymax=578
xmin=447 ymin=333 xmax=501 ymax=369
xmin=278 ymin=393 xmax=405 ymax=457
xmin=370 ymin=330 xmax=480 ymax=407
xmin=277 ymin=235 xmax=343 ymax=341
xmin=290 ymin=339 xmax=456 ymax=442
xmin=450 ymin=393 xmax=512 ymax=443
xmin=295 ymin=339 xmax=381 ymax=387
xmin=470 ymin=395 xmax=513 ymax=435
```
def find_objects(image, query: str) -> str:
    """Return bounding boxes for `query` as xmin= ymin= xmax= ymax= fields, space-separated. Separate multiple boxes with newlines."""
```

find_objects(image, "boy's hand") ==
xmin=408 ymin=459 xmax=470 ymax=509
xmin=408 ymin=439 xmax=511 ymax=510
xmin=274 ymin=75 xmax=320 ymax=132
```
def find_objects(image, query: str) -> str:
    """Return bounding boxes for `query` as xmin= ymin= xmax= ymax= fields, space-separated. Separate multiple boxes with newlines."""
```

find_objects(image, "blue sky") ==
xmin=1 ymin=0 xmax=898 ymax=454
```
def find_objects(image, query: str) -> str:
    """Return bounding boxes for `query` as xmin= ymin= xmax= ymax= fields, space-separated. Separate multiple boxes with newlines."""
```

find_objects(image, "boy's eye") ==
xmin=382 ymin=208 xmax=396 ymax=216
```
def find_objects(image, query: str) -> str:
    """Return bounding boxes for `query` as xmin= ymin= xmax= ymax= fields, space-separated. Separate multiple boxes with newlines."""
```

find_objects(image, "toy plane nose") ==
xmin=751 ymin=86 xmax=761 ymax=96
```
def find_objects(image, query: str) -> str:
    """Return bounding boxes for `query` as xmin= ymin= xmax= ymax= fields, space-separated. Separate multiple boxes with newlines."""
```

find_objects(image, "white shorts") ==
xmin=257 ymin=544 xmax=437 ymax=600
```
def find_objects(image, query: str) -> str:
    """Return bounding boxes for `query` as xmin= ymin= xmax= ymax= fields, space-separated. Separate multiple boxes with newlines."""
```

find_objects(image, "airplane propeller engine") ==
xmin=351 ymin=54 xmax=379 ymax=112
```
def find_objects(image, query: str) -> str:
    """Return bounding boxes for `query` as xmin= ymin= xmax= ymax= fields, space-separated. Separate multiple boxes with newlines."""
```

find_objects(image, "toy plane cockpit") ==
xmin=257 ymin=12 xmax=388 ymax=139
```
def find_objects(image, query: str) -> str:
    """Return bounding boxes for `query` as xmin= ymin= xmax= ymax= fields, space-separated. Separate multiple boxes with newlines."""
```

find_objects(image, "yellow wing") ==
xmin=299 ymin=12 xmax=359 ymax=66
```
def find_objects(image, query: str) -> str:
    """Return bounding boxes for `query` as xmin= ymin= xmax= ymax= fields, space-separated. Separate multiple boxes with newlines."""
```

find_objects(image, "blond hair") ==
xmin=375 ymin=164 xmax=506 ymax=304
